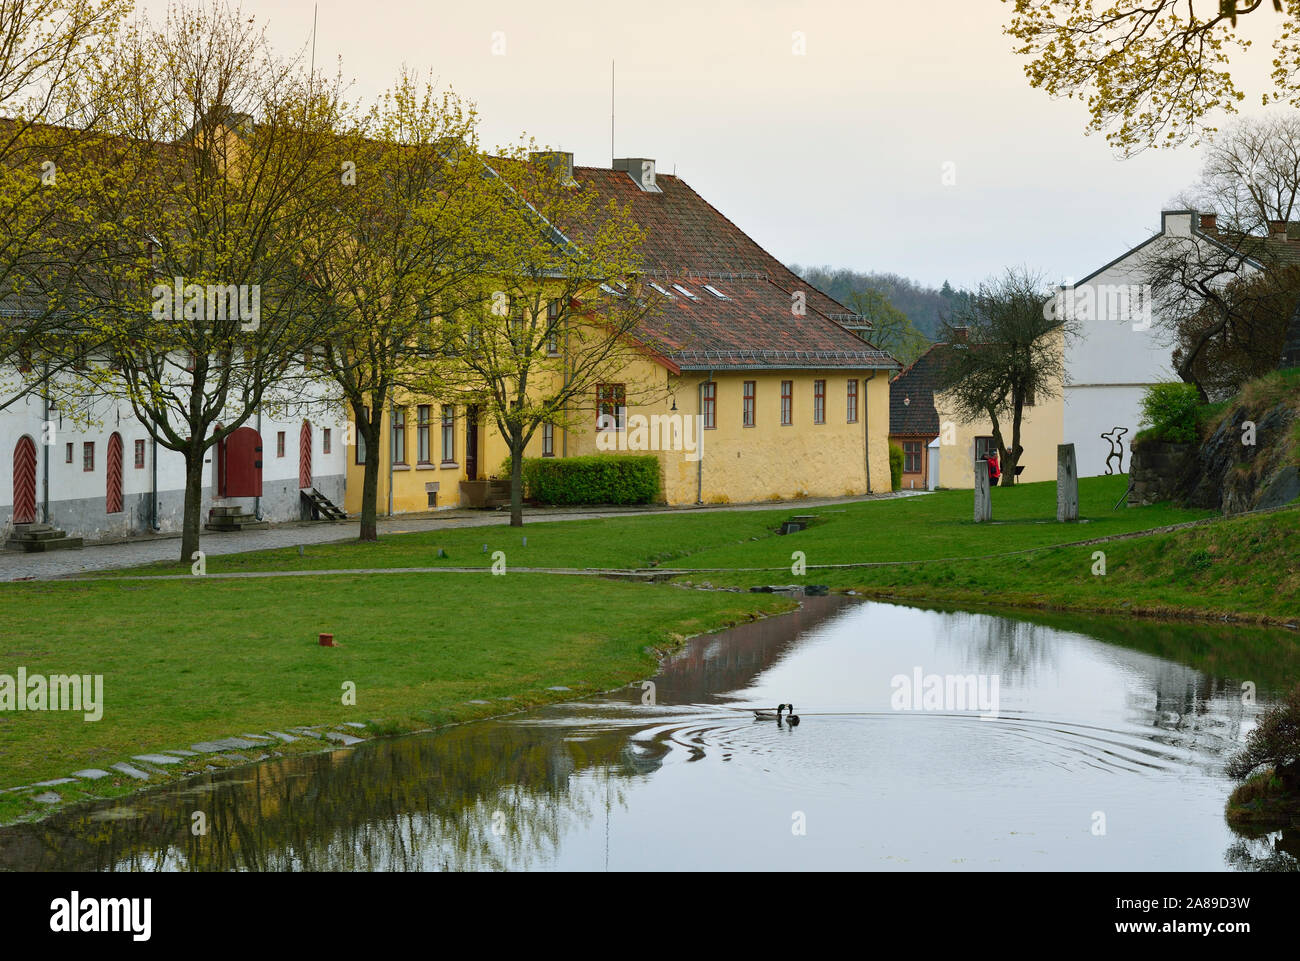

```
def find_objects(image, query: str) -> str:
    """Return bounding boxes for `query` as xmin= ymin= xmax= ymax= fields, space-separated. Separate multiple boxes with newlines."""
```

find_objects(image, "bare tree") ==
xmin=938 ymin=268 xmax=1069 ymax=486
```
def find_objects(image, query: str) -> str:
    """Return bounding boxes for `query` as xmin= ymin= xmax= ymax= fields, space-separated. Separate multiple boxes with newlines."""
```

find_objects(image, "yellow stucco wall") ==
xmin=345 ymin=363 xmax=894 ymax=514
xmin=931 ymin=331 xmax=1066 ymax=489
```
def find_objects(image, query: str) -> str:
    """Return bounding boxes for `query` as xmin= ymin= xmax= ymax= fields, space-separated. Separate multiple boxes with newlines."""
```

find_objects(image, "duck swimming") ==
xmin=753 ymin=704 xmax=786 ymax=720
xmin=785 ymin=705 xmax=800 ymax=726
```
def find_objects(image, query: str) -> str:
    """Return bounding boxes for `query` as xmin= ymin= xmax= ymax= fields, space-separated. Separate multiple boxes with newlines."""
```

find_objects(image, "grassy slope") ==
xmin=699 ymin=507 xmax=1300 ymax=624
xmin=0 ymin=573 xmax=789 ymax=814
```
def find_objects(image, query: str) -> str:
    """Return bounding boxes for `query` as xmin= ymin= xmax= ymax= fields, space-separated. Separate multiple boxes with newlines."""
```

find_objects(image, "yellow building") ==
xmin=890 ymin=330 xmax=1065 ymax=490
xmin=346 ymin=155 xmax=900 ymax=512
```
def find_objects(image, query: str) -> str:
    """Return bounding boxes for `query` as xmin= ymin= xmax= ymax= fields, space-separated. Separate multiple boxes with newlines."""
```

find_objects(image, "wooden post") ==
xmin=974 ymin=457 xmax=992 ymax=522
xmin=1057 ymin=443 xmax=1079 ymax=522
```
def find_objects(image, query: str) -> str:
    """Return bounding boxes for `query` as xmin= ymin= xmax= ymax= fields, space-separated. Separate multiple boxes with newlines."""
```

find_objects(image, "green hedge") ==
xmin=888 ymin=443 xmax=904 ymax=491
xmin=1138 ymin=382 xmax=1200 ymax=444
xmin=522 ymin=455 xmax=661 ymax=505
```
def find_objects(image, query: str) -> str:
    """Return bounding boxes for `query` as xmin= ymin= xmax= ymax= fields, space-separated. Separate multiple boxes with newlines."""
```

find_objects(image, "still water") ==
xmin=2 ymin=597 xmax=1297 ymax=871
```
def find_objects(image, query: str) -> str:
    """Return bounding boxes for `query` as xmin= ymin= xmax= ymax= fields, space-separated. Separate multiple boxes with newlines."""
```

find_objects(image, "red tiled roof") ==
xmin=573 ymin=166 xmax=897 ymax=372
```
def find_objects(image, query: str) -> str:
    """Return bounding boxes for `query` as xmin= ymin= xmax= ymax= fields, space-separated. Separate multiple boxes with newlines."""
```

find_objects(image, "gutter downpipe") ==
xmin=253 ymin=407 xmax=263 ymax=520
xmin=696 ymin=371 xmax=711 ymax=505
xmin=864 ymin=371 xmax=875 ymax=493
xmin=387 ymin=404 xmax=394 ymax=518
xmin=41 ymin=362 xmax=50 ymax=524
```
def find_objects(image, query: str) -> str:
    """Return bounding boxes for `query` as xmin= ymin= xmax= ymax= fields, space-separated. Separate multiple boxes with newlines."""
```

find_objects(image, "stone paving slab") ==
xmin=132 ymin=753 xmax=183 ymax=765
xmin=190 ymin=736 xmax=262 ymax=752
xmin=323 ymin=731 xmax=362 ymax=746
xmin=72 ymin=769 xmax=112 ymax=780
xmin=162 ymin=749 xmax=199 ymax=757
xmin=111 ymin=763 xmax=151 ymax=780
xmin=33 ymin=792 xmax=62 ymax=804
xmin=32 ymin=778 xmax=77 ymax=787
xmin=266 ymin=731 xmax=299 ymax=742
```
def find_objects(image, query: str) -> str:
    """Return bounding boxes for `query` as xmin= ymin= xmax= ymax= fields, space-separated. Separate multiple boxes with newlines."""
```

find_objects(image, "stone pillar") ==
xmin=974 ymin=457 xmax=991 ymax=522
xmin=1057 ymin=443 xmax=1079 ymax=522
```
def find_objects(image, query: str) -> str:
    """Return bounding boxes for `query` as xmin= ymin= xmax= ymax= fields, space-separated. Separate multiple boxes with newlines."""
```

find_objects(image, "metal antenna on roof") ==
xmin=309 ymin=4 xmax=318 ymax=81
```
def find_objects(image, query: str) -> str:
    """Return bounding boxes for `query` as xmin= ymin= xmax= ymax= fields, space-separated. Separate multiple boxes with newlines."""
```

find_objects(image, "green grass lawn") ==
xmin=0 ymin=573 xmax=789 ymax=819
xmin=696 ymin=506 xmax=1300 ymax=624
xmin=100 ymin=475 xmax=1210 ymax=577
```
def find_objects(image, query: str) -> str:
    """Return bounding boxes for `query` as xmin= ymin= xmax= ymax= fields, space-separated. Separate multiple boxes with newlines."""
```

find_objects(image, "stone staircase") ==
xmin=300 ymin=487 xmax=347 ymax=521
xmin=4 ymin=523 xmax=83 ymax=552
xmin=204 ymin=505 xmax=269 ymax=532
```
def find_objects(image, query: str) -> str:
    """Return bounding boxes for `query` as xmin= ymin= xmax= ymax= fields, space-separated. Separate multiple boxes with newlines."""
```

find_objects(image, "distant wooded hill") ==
xmin=789 ymin=265 xmax=971 ymax=342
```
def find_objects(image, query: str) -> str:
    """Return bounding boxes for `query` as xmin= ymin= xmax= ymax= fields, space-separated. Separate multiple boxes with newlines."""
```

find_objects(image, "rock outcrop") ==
xmin=1131 ymin=398 xmax=1299 ymax=514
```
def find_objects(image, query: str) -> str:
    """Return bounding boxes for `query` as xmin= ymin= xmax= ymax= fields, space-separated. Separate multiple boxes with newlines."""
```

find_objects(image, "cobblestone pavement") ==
xmin=0 ymin=491 xmax=928 ymax=581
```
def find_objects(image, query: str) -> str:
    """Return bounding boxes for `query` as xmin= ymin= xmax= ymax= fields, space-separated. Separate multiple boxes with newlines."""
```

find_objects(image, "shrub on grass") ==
xmin=1138 ymin=382 xmax=1201 ymax=444
xmin=521 ymin=455 xmax=661 ymax=505
xmin=1227 ymin=683 xmax=1300 ymax=794
xmin=889 ymin=443 xmax=904 ymax=491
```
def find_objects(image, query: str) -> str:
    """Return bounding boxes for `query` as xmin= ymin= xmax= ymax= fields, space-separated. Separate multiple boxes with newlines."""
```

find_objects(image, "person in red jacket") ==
xmin=986 ymin=451 xmax=1001 ymax=485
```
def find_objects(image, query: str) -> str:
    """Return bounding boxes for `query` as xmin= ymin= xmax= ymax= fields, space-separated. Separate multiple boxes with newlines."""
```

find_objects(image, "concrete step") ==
xmin=5 ymin=534 xmax=83 ymax=552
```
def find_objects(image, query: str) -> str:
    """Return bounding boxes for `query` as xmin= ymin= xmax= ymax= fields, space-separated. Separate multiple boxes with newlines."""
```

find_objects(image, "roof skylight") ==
xmin=703 ymin=284 xmax=728 ymax=299
xmin=672 ymin=284 xmax=699 ymax=299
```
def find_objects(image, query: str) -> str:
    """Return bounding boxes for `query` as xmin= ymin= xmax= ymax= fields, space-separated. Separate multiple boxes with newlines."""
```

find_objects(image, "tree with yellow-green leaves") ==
xmin=1004 ymin=0 xmax=1300 ymax=153
xmin=0 ymin=0 xmax=135 ymax=411
xmin=304 ymin=75 xmax=501 ymax=542
xmin=420 ymin=146 xmax=663 ymax=528
xmin=52 ymin=1 xmax=346 ymax=561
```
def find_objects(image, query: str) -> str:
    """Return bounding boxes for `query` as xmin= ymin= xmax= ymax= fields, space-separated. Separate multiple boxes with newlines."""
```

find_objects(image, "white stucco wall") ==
xmin=1061 ymin=210 xmax=1260 ymax=476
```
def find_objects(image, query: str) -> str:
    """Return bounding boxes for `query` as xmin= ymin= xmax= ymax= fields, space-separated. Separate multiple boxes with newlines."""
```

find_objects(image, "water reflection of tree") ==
xmin=1224 ymin=827 xmax=1300 ymax=872
xmin=0 ymin=721 xmax=642 ymax=872
xmin=933 ymin=611 xmax=1059 ymax=683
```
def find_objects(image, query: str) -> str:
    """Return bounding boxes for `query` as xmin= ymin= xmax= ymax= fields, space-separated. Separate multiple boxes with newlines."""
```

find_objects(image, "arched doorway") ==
xmin=299 ymin=420 xmax=312 ymax=489
xmin=12 ymin=435 xmax=36 ymax=524
xmin=106 ymin=433 xmax=124 ymax=514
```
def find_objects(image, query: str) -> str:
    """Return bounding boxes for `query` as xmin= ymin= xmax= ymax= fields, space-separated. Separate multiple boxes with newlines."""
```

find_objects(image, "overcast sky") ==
xmin=141 ymin=0 xmax=1283 ymax=291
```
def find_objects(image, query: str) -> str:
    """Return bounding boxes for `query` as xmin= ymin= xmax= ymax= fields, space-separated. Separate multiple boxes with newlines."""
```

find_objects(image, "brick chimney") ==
xmin=951 ymin=326 xmax=969 ymax=344
xmin=1199 ymin=212 xmax=1218 ymax=234
xmin=1269 ymin=219 xmax=1290 ymax=242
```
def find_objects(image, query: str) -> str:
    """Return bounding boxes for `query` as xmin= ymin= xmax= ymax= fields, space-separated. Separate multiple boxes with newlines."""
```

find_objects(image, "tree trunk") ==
xmin=359 ymin=418 xmax=381 ymax=542
xmin=509 ymin=435 xmax=524 ymax=527
xmin=179 ymin=446 xmax=205 ymax=563
xmin=1003 ymin=399 xmax=1025 ymax=486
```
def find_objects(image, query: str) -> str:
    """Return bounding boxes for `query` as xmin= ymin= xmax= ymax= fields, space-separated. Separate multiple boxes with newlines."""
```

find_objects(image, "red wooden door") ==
xmin=221 ymin=426 xmax=262 ymax=497
xmin=298 ymin=421 xmax=312 ymax=489
xmin=12 ymin=435 xmax=36 ymax=524
xmin=106 ymin=433 xmax=123 ymax=513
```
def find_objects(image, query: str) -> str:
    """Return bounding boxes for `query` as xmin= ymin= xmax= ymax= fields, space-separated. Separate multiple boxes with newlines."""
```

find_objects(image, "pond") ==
xmin=2 ymin=597 xmax=1297 ymax=871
